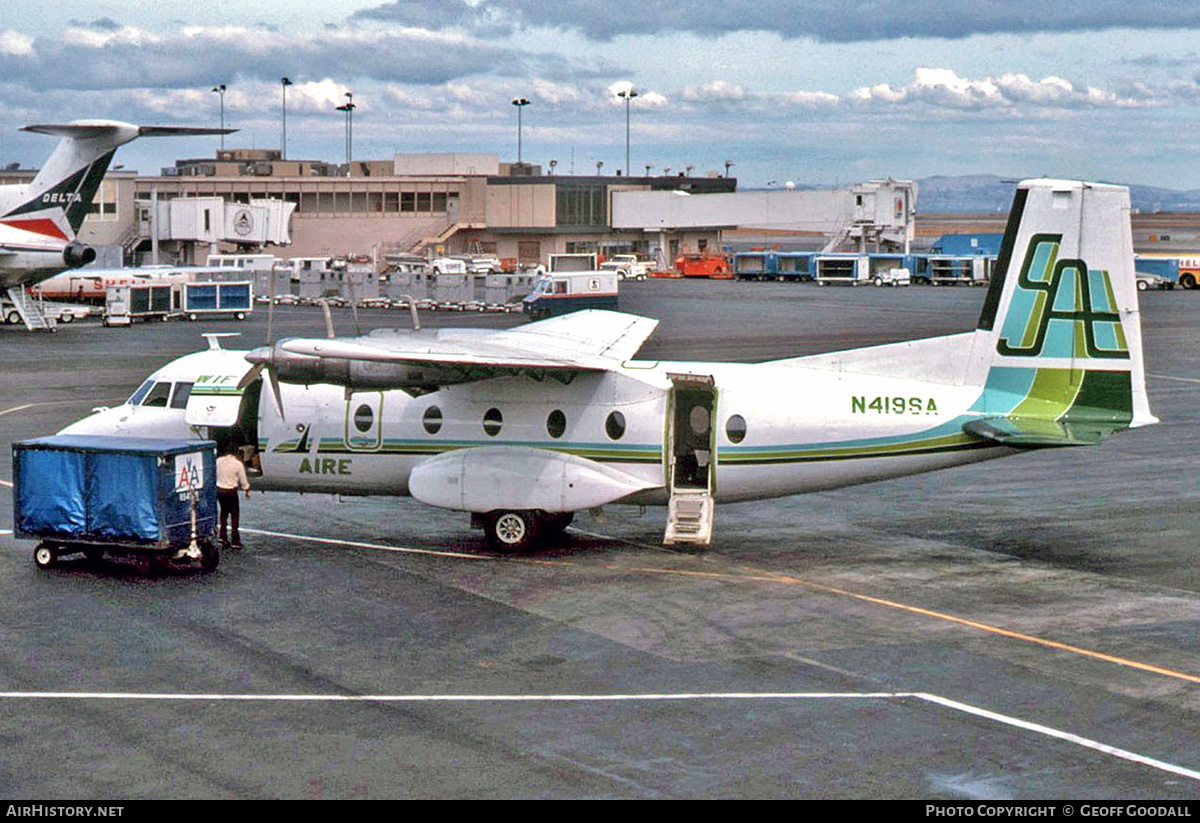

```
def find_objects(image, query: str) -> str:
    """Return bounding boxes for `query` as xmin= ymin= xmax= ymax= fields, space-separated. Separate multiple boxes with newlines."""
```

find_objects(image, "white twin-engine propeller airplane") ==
xmin=61 ymin=179 xmax=1157 ymax=551
xmin=0 ymin=120 xmax=231 ymax=290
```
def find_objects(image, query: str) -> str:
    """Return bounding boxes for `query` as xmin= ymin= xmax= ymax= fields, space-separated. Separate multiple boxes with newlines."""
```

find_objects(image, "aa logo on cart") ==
xmin=174 ymin=452 xmax=205 ymax=493
xmin=997 ymin=234 xmax=1129 ymax=360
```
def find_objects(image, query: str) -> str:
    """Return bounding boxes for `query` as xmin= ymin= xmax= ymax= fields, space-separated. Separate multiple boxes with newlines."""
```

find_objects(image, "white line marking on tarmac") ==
xmin=246 ymin=525 xmax=1200 ymax=687
xmin=0 ymin=479 xmax=11 ymax=488
xmin=239 ymin=527 xmax=490 ymax=561
xmin=1148 ymin=373 xmax=1200 ymax=385
xmin=0 ymin=403 xmax=35 ymax=417
xmin=913 ymin=693 xmax=1200 ymax=783
xmin=0 ymin=690 xmax=1194 ymax=782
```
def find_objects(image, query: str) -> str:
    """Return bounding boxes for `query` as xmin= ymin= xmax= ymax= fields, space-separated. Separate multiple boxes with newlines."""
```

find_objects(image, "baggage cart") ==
xmin=12 ymin=436 xmax=220 ymax=574
xmin=180 ymin=281 xmax=253 ymax=321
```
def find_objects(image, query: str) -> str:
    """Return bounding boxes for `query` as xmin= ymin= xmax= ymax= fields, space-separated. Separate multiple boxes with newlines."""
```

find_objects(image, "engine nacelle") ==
xmin=62 ymin=243 xmax=96 ymax=268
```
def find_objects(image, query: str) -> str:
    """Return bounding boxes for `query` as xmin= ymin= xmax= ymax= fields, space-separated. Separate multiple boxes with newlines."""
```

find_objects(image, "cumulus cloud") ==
xmin=681 ymin=81 xmax=839 ymax=110
xmin=0 ymin=29 xmax=34 ymax=56
xmin=850 ymin=68 xmax=1157 ymax=110
xmin=606 ymin=81 xmax=667 ymax=107
xmin=353 ymin=0 xmax=1200 ymax=43
xmin=0 ymin=24 xmax=554 ymax=92
xmin=683 ymin=81 xmax=747 ymax=103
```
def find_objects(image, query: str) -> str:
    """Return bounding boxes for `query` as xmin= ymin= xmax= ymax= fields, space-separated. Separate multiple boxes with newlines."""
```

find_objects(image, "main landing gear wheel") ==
xmin=541 ymin=512 xmax=575 ymax=537
xmin=33 ymin=543 xmax=58 ymax=570
xmin=483 ymin=510 xmax=542 ymax=552
xmin=199 ymin=540 xmax=220 ymax=573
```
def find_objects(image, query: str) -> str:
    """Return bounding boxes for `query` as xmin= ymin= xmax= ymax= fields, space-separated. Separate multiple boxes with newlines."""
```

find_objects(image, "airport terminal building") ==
xmin=46 ymin=150 xmax=740 ymax=268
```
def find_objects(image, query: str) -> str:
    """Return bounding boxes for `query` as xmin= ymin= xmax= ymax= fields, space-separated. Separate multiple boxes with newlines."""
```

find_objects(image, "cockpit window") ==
xmin=141 ymin=382 xmax=172 ymax=408
xmin=169 ymin=382 xmax=194 ymax=410
xmin=127 ymin=380 xmax=154 ymax=406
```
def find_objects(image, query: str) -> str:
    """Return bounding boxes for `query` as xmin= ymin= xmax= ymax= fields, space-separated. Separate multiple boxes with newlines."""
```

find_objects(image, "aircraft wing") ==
xmin=263 ymin=310 xmax=659 ymax=391
xmin=962 ymin=417 xmax=1116 ymax=447
xmin=486 ymin=310 xmax=659 ymax=363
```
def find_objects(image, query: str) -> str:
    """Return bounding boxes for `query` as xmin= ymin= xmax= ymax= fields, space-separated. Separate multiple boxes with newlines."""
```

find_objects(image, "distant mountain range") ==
xmin=916 ymin=174 xmax=1200 ymax=213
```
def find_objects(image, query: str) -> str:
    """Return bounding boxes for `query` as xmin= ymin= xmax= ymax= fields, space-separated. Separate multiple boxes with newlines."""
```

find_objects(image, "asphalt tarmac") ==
xmin=1 ymin=280 xmax=1198 ymax=799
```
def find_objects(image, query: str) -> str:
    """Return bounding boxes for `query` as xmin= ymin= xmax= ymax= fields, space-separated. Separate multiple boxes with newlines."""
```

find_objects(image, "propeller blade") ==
xmin=268 ymin=366 xmax=285 ymax=422
xmin=236 ymin=361 xmax=265 ymax=391
xmin=242 ymin=344 xmax=286 ymax=420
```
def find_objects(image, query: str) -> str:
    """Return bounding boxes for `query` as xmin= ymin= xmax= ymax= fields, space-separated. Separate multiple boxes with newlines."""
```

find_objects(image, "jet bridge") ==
xmin=612 ymin=180 xmax=918 ymax=255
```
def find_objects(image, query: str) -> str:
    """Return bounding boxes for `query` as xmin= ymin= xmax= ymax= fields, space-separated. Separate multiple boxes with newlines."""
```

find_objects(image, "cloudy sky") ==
xmin=5 ymin=1 xmax=1200 ymax=190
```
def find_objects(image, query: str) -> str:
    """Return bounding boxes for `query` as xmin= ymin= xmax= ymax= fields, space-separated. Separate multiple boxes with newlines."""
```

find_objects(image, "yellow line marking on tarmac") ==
xmin=0 ymin=689 xmax=1194 ymax=781
xmin=242 ymin=527 xmax=1200 ymax=686
xmin=623 ymin=563 xmax=1200 ymax=686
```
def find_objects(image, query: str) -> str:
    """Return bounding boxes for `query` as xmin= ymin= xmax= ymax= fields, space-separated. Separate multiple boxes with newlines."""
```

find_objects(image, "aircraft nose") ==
xmin=57 ymin=407 xmax=129 ymax=436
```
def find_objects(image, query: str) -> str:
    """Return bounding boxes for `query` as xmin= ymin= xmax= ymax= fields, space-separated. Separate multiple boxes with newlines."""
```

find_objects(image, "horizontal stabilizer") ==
xmin=409 ymin=446 xmax=661 ymax=512
xmin=22 ymin=122 xmax=235 ymax=139
xmin=962 ymin=417 xmax=1114 ymax=448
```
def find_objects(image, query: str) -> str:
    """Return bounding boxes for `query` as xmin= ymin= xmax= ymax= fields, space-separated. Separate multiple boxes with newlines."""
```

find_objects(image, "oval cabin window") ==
xmin=422 ymin=406 xmax=443 ymax=435
xmin=546 ymin=410 xmax=567 ymax=439
xmin=725 ymin=414 xmax=747 ymax=444
xmin=605 ymin=410 xmax=626 ymax=440
xmin=483 ymin=407 xmax=503 ymax=437
xmin=353 ymin=404 xmax=374 ymax=433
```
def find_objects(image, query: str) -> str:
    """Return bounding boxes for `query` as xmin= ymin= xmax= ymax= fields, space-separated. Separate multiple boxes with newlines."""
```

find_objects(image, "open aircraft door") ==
xmin=664 ymin=373 xmax=717 ymax=546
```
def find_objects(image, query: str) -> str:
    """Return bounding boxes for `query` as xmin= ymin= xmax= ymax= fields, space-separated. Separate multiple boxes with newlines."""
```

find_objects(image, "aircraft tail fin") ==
xmin=967 ymin=179 xmax=1157 ymax=445
xmin=4 ymin=121 xmax=234 ymax=238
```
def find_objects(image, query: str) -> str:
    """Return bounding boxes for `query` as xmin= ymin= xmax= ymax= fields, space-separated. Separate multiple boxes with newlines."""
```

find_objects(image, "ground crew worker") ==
xmin=216 ymin=443 xmax=251 ymax=549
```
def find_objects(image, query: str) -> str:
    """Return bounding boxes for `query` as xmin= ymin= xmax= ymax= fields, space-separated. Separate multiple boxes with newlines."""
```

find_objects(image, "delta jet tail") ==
xmin=0 ymin=120 xmax=232 ymax=290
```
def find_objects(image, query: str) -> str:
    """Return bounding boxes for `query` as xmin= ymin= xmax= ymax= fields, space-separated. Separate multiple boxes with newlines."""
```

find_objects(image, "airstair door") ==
xmin=5 ymin=287 xmax=55 ymax=331
xmin=664 ymin=374 xmax=717 ymax=547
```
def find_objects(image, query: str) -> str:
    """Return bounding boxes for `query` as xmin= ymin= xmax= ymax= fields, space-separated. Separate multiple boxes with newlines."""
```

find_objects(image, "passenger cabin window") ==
xmin=422 ymin=406 xmax=443 ymax=435
xmin=546 ymin=410 xmax=567 ymax=439
xmin=605 ymin=411 xmax=626 ymax=440
xmin=725 ymin=414 xmax=747 ymax=444
xmin=141 ymin=382 xmax=172 ymax=407
xmin=353 ymin=404 xmax=374 ymax=433
xmin=169 ymin=382 xmax=194 ymax=410
xmin=483 ymin=408 xmax=503 ymax=437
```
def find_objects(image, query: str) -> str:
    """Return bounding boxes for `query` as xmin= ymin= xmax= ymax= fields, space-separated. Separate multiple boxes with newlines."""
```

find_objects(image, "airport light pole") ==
xmin=336 ymin=92 xmax=356 ymax=172
xmin=211 ymin=85 xmax=226 ymax=151
xmin=617 ymin=87 xmax=638 ymax=177
xmin=280 ymin=77 xmax=292 ymax=160
xmin=511 ymin=97 xmax=530 ymax=165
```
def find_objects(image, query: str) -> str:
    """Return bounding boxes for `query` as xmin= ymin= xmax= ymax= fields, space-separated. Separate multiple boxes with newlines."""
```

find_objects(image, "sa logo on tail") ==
xmin=997 ymin=234 xmax=1129 ymax=360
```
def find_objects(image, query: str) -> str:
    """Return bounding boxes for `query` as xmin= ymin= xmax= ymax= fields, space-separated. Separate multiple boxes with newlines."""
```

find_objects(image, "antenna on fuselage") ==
xmin=202 ymin=332 xmax=240 ymax=351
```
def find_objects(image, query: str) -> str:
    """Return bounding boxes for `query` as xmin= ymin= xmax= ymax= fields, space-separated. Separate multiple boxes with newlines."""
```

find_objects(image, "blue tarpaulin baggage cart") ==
xmin=12 ymin=435 xmax=220 ymax=573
